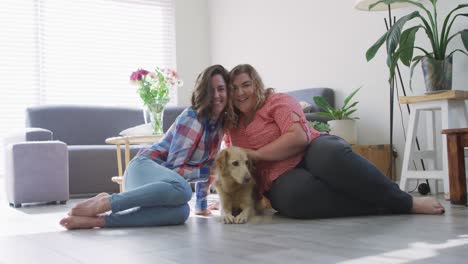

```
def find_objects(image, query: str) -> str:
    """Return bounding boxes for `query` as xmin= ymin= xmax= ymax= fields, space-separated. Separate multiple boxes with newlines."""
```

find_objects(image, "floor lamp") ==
xmin=354 ymin=0 xmax=429 ymax=193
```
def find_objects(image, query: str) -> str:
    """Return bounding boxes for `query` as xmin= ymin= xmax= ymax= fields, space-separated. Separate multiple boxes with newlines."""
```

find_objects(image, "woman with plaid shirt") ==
xmin=60 ymin=65 xmax=233 ymax=229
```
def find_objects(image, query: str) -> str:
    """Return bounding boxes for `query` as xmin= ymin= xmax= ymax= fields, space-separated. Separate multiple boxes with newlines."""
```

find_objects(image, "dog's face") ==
xmin=216 ymin=147 xmax=253 ymax=185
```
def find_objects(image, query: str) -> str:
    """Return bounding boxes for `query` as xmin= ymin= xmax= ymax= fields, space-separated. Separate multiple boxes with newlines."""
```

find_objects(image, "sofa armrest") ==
xmin=3 ymin=128 xmax=53 ymax=149
xmin=25 ymin=128 xmax=53 ymax=141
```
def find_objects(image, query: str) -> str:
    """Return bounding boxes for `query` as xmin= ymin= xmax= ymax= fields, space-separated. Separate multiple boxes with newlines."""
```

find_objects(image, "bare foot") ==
xmin=208 ymin=201 xmax=220 ymax=210
xmin=411 ymin=197 xmax=445 ymax=215
xmin=195 ymin=209 xmax=212 ymax=216
xmin=69 ymin=193 xmax=108 ymax=214
xmin=69 ymin=193 xmax=111 ymax=217
xmin=59 ymin=215 xmax=105 ymax=230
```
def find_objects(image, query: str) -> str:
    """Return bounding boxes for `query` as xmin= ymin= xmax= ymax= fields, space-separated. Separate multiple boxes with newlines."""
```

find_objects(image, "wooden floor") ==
xmin=1 ymin=181 xmax=467 ymax=264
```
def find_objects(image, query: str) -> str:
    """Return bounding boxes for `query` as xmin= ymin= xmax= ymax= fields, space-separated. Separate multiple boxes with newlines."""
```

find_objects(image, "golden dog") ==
xmin=214 ymin=146 xmax=261 ymax=224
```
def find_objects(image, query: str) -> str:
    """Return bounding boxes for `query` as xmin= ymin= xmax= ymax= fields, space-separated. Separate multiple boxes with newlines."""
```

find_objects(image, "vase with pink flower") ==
xmin=130 ymin=67 xmax=183 ymax=135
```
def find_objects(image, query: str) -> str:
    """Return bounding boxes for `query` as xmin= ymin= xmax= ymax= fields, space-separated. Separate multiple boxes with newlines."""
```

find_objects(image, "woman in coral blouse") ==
xmin=226 ymin=64 xmax=444 ymax=219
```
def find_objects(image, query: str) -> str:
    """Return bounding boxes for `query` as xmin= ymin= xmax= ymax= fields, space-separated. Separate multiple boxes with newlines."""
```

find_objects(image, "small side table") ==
xmin=441 ymin=128 xmax=468 ymax=205
xmin=399 ymin=90 xmax=468 ymax=197
xmin=105 ymin=135 xmax=164 ymax=192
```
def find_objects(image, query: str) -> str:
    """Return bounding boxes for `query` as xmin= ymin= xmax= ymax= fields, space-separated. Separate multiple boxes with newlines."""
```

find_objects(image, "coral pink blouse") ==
xmin=226 ymin=93 xmax=321 ymax=194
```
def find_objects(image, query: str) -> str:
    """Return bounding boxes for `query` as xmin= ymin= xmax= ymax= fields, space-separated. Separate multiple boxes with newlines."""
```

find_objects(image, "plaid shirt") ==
xmin=137 ymin=107 xmax=223 ymax=211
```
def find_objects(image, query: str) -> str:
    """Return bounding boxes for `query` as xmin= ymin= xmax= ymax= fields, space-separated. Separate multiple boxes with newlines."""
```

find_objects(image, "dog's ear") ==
xmin=216 ymin=149 xmax=229 ymax=175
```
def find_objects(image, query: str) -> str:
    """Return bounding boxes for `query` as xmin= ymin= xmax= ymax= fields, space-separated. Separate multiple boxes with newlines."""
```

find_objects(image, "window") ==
xmin=0 ymin=0 xmax=176 ymax=175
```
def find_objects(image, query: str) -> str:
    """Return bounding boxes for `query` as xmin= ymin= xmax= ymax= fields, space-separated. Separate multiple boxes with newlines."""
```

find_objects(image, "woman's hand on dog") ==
xmin=244 ymin=148 xmax=260 ymax=161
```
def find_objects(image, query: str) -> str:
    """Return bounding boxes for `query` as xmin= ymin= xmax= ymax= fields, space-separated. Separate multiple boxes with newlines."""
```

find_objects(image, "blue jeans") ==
xmin=104 ymin=156 xmax=192 ymax=227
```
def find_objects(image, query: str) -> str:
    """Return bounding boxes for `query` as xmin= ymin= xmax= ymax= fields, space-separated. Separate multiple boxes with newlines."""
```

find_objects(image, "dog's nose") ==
xmin=242 ymin=176 xmax=251 ymax=184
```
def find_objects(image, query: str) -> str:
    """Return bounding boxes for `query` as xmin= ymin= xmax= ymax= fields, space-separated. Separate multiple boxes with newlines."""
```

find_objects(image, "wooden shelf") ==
xmin=399 ymin=90 xmax=468 ymax=104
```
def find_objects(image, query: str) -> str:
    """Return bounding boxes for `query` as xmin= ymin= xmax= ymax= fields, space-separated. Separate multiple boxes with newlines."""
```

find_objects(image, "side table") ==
xmin=441 ymin=128 xmax=468 ymax=205
xmin=399 ymin=90 xmax=468 ymax=197
xmin=105 ymin=135 xmax=164 ymax=192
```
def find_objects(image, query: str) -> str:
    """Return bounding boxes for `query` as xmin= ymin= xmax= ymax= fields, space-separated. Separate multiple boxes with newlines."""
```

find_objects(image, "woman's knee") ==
xmin=173 ymin=203 xmax=190 ymax=225
xmin=176 ymin=181 xmax=193 ymax=203
xmin=123 ymin=157 xmax=157 ymax=190
xmin=305 ymin=135 xmax=351 ymax=170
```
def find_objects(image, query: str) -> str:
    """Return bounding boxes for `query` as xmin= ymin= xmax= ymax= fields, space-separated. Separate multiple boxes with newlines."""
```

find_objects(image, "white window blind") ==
xmin=0 ymin=0 xmax=176 ymax=175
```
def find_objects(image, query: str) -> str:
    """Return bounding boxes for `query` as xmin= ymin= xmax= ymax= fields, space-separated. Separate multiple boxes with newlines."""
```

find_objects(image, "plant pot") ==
xmin=328 ymin=120 xmax=357 ymax=145
xmin=146 ymin=98 xmax=170 ymax=135
xmin=421 ymin=55 xmax=453 ymax=93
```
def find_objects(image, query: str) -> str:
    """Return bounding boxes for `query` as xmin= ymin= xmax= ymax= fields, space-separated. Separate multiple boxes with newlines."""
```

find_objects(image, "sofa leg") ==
xmin=9 ymin=203 xmax=21 ymax=208
xmin=59 ymin=200 xmax=67 ymax=205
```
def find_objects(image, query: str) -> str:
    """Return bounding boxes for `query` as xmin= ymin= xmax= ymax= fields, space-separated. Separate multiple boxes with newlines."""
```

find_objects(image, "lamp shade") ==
xmin=354 ymin=0 xmax=417 ymax=11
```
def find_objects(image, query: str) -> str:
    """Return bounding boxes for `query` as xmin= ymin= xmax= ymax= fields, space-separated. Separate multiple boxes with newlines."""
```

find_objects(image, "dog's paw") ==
xmin=234 ymin=213 xmax=249 ymax=224
xmin=221 ymin=214 xmax=236 ymax=224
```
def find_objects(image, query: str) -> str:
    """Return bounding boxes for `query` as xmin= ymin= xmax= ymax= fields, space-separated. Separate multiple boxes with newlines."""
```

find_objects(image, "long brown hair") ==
xmin=228 ymin=64 xmax=274 ymax=127
xmin=191 ymin=64 xmax=235 ymax=128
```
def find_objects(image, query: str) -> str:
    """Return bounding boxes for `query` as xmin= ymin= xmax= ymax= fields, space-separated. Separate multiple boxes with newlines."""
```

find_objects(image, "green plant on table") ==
xmin=366 ymin=0 xmax=468 ymax=88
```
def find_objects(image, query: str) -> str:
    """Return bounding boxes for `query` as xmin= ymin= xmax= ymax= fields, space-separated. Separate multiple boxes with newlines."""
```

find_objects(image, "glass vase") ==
xmin=147 ymin=98 xmax=170 ymax=135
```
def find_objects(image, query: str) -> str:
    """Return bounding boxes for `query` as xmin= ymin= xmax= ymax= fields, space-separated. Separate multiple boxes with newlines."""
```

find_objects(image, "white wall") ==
xmin=175 ymin=0 xmax=211 ymax=106
xmin=207 ymin=0 xmax=468 ymax=180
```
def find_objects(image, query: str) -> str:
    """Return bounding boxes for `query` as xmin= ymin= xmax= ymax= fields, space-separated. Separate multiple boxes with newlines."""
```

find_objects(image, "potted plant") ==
xmin=366 ymin=0 xmax=468 ymax=93
xmin=313 ymin=87 xmax=361 ymax=144
xmin=309 ymin=121 xmax=331 ymax=133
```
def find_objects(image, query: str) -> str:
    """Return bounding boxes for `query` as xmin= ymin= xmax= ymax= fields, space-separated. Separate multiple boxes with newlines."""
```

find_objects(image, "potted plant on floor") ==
xmin=366 ymin=0 xmax=468 ymax=93
xmin=313 ymin=87 xmax=361 ymax=144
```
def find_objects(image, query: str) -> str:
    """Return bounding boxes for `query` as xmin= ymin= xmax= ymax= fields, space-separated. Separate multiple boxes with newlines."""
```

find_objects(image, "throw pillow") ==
xmin=299 ymin=101 xmax=313 ymax=113
xmin=119 ymin=123 xmax=153 ymax=136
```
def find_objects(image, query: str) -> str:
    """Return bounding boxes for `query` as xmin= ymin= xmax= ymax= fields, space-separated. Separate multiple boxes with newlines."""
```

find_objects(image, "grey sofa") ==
xmin=286 ymin=88 xmax=335 ymax=123
xmin=25 ymin=105 xmax=147 ymax=196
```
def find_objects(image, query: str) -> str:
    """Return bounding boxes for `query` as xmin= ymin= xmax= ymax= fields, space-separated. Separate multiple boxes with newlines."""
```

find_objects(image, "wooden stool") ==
xmin=399 ymin=90 xmax=468 ymax=196
xmin=441 ymin=128 xmax=468 ymax=205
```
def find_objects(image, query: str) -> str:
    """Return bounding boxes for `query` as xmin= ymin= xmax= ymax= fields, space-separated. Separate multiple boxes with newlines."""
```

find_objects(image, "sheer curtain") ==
xmin=0 ymin=0 xmax=176 ymax=175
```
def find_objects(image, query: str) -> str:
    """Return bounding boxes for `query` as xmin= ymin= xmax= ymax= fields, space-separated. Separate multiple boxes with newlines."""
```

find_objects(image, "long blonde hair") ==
xmin=228 ymin=64 xmax=274 ymax=128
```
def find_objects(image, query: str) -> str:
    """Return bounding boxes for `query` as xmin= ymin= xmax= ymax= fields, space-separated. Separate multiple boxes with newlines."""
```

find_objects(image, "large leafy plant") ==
xmin=313 ymin=87 xmax=361 ymax=120
xmin=366 ymin=0 xmax=468 ymax=87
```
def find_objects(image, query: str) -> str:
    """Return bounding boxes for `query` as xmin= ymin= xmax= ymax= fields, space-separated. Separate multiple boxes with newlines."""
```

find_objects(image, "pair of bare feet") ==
xmin=59 ymin=193 xmax=111 ymax=230
xmin=59 ymin=195 xmax=444 ymax=230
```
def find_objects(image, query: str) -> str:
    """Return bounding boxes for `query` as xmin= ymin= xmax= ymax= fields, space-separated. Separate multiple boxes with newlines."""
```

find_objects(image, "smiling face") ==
xmin=211 ymin=74 xmax=227 ymax=119
xmin=232 ymin=73 xmax=257 ymax=115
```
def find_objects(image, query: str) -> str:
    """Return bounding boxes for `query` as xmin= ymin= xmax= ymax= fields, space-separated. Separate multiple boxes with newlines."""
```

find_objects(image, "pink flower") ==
xmin=130 ymin=69 xmax=149 ymax=81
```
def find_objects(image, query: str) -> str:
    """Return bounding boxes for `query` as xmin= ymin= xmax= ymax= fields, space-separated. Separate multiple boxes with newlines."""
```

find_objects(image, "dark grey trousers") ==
xmin=265 ymin=135 xmax=412 ymax=219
